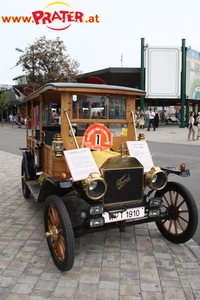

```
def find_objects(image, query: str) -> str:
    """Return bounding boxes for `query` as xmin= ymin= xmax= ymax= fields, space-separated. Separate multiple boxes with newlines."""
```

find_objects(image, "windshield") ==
xmin=72 ymin=94 xmax=126 ymax=120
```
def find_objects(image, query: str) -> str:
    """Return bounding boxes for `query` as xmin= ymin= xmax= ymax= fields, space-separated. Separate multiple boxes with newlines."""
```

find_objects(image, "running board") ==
xmin=26 ymin=181 xmax=41 ymax=201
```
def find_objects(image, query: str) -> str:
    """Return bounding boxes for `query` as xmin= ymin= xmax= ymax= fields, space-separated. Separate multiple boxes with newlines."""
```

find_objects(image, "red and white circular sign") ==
xmin=84 ymin=124 xmax=112 ymax=150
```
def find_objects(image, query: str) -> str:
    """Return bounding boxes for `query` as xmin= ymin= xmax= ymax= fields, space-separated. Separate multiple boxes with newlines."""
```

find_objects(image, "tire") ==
xmin=44 ymin=195 xmax=75 ymax=271
xmin=21 ymin=159 xmax=31 ymax=199
xmin=155 ymin=181 xmax=198 ymax=244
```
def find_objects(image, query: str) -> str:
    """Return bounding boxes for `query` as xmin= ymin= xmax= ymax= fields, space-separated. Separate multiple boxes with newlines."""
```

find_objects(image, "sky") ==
xmin=1 ymin=0 xmax=200 ymax=85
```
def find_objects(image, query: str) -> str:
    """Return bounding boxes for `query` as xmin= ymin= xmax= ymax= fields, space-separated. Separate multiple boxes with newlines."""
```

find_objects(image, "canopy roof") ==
xmin=77 ymin=67 xmax=141 ymax=88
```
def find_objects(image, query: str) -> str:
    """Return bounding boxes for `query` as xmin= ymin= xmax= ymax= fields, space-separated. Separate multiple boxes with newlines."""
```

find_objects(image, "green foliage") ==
xmin=17 ymin=36 xmax=81 ymax=88
xmin=0 ymin=88 xmax=9 ymax=121
xmin=0 ymin=88 xmax=9 ymax=110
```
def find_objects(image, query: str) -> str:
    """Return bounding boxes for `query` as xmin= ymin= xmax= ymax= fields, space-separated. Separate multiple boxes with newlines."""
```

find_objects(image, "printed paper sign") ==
xmin=64 ymin=148 xmax=100 ymax=181
xmin=126 ymin=141 xmax=154 ymax=172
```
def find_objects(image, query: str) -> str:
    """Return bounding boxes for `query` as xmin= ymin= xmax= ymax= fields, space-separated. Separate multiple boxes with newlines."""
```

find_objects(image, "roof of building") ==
xmin=77 ymin=67 xmax=141 ymax=88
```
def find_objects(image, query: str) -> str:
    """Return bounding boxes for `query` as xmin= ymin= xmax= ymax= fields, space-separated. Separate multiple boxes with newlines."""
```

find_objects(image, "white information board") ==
xmin=145 ymin=46 xmax=181 ymax=98
xmin=126 ymin=141 xmax=154 ymax=173
xmin=63 ymin=148 xmax=100 ymax=181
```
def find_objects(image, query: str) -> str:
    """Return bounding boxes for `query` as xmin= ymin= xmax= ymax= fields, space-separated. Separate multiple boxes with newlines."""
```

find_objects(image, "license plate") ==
xmin=103 ymin=207 xmax=145 ymax=223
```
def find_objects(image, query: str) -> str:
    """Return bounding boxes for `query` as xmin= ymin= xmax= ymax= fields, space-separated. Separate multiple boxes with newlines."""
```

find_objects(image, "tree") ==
xmin=17 ymin=36 xmax=81 ymax=88
xmin=0 ymin=88 xmax=9 ymax=122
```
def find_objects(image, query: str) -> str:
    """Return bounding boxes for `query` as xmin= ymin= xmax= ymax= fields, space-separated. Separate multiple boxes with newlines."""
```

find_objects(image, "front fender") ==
xmin=20 ymin=148 xmax=36 ymax=180
xmin=161 ymin=166 xmax=190 ymax=177
xmin=37 ymin=177 xmax=73 ymax=202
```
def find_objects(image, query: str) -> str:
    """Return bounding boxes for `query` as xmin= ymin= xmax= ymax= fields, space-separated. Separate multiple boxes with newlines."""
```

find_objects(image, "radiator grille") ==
xmin=103 ymin=168 xmax=143 ymax=207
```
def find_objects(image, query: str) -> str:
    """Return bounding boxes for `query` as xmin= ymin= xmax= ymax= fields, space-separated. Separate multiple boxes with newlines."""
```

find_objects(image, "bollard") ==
xmin=138 ymin=133 xmax=146 ymax=141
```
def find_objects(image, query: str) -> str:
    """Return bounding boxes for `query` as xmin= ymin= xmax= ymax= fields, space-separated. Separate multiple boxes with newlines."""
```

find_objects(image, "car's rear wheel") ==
xmin=155 ymin=181 xmax=198 ymax=243
xmin=44 ymin=195 xmax=75 ymax=271
xmin=21 ymin=159 xmax=31 ymax=199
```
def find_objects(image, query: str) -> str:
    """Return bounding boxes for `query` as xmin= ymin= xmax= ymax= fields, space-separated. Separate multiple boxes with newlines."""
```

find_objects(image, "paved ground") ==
xmin=139 ymin=123 xmax=199 ymax=145
xmin=0 ymin=123 xmax=200 ymax=300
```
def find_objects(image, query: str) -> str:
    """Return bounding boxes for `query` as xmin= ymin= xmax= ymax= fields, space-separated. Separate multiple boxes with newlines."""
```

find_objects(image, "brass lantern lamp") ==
xmin=52 ymin=134 xmax=64 ymax=157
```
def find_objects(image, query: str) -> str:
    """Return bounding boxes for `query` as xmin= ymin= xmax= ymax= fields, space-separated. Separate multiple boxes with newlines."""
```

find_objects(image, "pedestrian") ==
xmin=17 ymin=114 xmax=21 ymax=128
xmin=154 ymin=109 xmax=159 ymax=128
xmin=177 ymin=109 xmax=181 ymax=124
xmin=8 ymin=113 xmax=13 ymax=124
xmin=135 ymin=110 xmax=140 ymax=128
xmin=147 ymin=109 xmax=156 ymax=131
xmin=188 ymin=111 xmax=196 ymax=141
xmin=196 ymin=112 xmax=200 ymax=140
xmin=144 ymin=107 xmax=150 ymax=128
xmin=138 ymin=110 xmax=145 ymax=129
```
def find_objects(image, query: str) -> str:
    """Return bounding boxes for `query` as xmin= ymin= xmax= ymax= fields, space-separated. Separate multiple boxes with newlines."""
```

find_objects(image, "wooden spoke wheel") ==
xmin=155 ymin=182 xmax=198 ymax=243
xmin=44 ymin=195 xmax=74 ymax=271
xmin=21 ymin=159 xmax=31 ymax=199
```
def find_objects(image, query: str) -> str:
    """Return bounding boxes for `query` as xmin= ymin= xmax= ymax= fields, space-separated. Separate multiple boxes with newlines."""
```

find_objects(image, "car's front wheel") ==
xmin=44 ymin=195 xmax=75 ymax=271
xmin=155 ymin=181 xmax=198 ymax=243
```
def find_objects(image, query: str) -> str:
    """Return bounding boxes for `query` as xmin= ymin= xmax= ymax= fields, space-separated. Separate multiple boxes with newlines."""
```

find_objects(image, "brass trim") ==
xmin=45 ymin=225 xmax=59 ymax=241
xmin=104 ymin=198 xmax=144 ymax=208
xmin=82 ymin=172 xmax=107 ymax=200
xmin=131 ymin=110 xmax=137 ymax=141
xmin=145 ymin=167 xmax=168 ymax=190
xmin=64 ymin=108 xmax=79 ymax=149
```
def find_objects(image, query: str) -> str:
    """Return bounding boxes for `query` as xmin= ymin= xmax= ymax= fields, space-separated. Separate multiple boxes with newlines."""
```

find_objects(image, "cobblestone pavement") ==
xmin=138 ymin=123 xmax=200 ymax=145
xmin=0 ymin=123 xmax=200 ymax=300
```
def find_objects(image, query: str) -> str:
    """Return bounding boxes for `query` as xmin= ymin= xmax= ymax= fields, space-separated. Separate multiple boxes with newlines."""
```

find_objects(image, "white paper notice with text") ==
xmin=126 ymin=141 xmax=154 ymax=172
xmin=64 ymin=148 xmax=100 ymax=181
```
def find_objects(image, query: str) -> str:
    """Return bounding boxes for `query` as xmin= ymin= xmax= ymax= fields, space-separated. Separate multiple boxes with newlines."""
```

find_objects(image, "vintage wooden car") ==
xmin=20 ymin=83 xmax=198 ymax=271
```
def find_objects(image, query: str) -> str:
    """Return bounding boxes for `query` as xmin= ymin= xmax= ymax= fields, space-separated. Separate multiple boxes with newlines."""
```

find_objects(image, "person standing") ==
xmin=196 ymin=112 xmax=200 ymax=140
xmin=17 ymin=114 xmax=21 ymax=128
xmin=144 ymin=107 xmax=150 ymax=128
xmin=8 ymin=113 xmax=14 ymax=123
xmin=135 ymin=110 xmax=140 ymax=128
xmin=177 ymin=109 xmax=181 ymax=124
xmin=154 ymin=109 xmax=159 ymax=128
xmin=147 ymin=109 xmax=156 ymax=131
xmin=139 ymin=110 xmax=145 ymax=129
xmin=188 ymin=111 xmax=196 ymax=141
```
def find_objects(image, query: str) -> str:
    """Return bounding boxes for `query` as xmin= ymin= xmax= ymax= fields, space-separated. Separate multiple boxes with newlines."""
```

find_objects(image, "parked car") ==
xmin=165 ymin=114 xmax=178 ymax=124
xmin=20 ymin=83 xmax=198 ymax=271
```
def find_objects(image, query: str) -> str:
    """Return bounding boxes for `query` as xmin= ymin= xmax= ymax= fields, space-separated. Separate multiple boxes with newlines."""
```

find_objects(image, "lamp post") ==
xmin=15 ymin=47 xmax=36 ymax=92
xmin=15 ymin=47 xmax=24 ymax=53
xmin=140 ymin=38 xmax=145 ymax=111
xmin=180 ymin=39 xmax=187 ymax=128
xmin=0 ymin=48 xmax=24 ymax=73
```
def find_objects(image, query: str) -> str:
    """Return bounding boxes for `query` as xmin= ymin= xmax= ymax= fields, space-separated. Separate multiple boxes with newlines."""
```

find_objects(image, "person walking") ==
xmin=147 ymin=109 xmax=156 ymax=131
xmin=196 ymin=112 xmax=200 ymax=140
xmin=144 ymin=107 xmax=150 ymax=128
xmin=188 ymin=111 xmax=196 ymax=141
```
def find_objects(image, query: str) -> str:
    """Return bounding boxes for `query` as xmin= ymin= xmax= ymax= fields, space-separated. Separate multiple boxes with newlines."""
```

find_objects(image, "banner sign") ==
xmin=145 ymin=46 xmax=181 ymax=99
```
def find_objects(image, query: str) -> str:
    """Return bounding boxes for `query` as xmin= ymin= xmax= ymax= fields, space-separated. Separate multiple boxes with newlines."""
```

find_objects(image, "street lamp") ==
xmin=0 ymin=48 xmax=24 ymax=73
xmin=180 ymin=39 xmax=190 ymax=128
xmin=9 ymin=48 xmax=24 ymax=70
xmin=15 ymin=47 xmax=24 ymax=53
xmin=15 ymin=46 xmax=36 ymax=92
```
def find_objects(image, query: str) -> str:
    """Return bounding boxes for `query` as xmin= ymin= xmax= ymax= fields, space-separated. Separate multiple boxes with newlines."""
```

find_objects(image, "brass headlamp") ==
xmin=145 ymin=167 xmax=167 ymax=190
xmin=52 ymin=134 xmax=64 ymax=157
xmin=82 ymin=172 xmax=107 ymax=200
